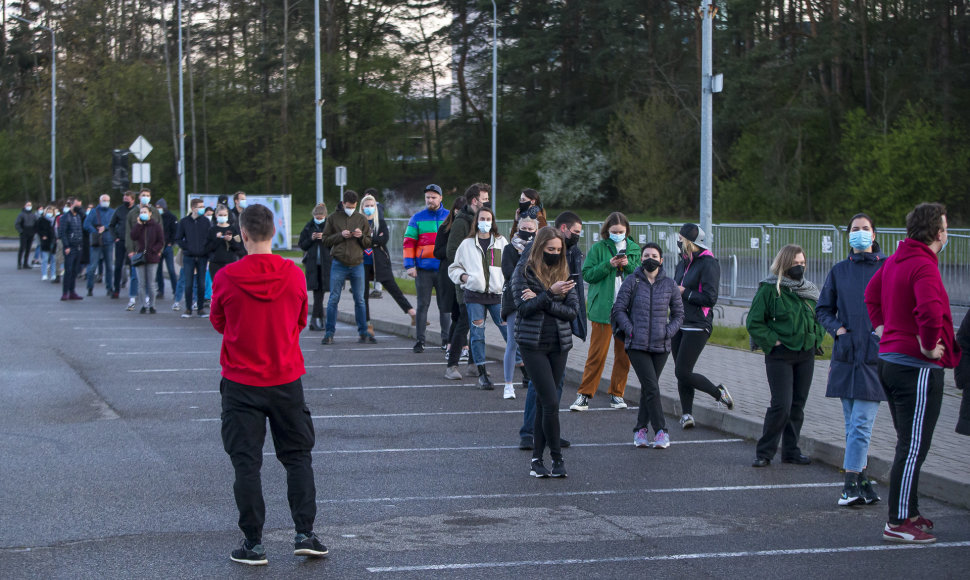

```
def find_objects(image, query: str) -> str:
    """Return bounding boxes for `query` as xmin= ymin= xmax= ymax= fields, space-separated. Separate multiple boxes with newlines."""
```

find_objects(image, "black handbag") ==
xmin=130 ymin=252 xmax=146 ymax=267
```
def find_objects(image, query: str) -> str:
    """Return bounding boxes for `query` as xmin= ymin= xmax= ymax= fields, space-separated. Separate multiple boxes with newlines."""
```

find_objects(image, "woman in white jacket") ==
xmin=449 ymin=206 xmax=509 ymax=389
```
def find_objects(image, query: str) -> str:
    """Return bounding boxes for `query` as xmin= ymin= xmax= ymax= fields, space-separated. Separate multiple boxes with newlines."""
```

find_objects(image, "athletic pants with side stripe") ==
xmin=878 ymin=360 xmax=944 ymax=525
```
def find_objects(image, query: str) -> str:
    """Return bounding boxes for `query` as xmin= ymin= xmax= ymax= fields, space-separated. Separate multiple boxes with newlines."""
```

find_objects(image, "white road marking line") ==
xmin=332 ymin=482 xmax=841 ymax=506
xmin=329 ymin=361 xmax=493 ymax=368
xmin=366 ymin=541 xmax=970 ymax=572
xmin=133 ymin=365 xmax=328 ymax=373
xmin=74 ymin=326 xmax=197 ymax=330
xmin=289 ymin=438 xmax=743 ymax=457
xmin=194 ymin=407 xmax=632 ymax=422
xmin=157 ymin=383 xmax=486 ymax=395
xmin=110 ymin=351 xmax=219 ymax=355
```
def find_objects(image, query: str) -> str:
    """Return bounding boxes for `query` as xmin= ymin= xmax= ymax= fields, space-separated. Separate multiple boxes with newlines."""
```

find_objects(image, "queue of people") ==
xmin=16 ymin=188 xmax=965 ymax=547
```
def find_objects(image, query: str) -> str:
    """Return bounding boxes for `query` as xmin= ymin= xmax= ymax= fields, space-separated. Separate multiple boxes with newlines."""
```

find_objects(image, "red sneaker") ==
xmin=69 ymin=292 xmax=83 ymax=300
xmin=60 ymin=294 xmax=69 ymax=301
xmin=911 ymin=515 xmax=934 ymax=531
xmin=883 ymin=521 xmax=936 ymax=544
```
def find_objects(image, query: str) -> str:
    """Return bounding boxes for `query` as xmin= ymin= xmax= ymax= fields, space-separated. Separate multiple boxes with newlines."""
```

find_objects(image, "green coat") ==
xmin=746 ymin=282 xmax=826 ymax=353
xmin=582 ymin=237 xmax=641 ymax=324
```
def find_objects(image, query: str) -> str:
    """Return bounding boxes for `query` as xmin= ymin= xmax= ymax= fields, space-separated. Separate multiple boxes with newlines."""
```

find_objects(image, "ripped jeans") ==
xmin=465 ymin=302 xmax=508 ymax=365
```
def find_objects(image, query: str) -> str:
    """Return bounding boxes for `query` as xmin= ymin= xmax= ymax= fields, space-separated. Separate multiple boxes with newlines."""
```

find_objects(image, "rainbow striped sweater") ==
xmin=403 ymin=206 xmax=450 ymax=270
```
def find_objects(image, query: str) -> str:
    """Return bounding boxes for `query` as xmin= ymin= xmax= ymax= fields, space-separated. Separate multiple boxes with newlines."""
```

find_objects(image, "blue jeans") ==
xmin=155 ymin=246 xmax=177 ymax=296
xmin=87 ymin=245 xmax=114 ymax=292
xmin=41 ymin=251 xmax=55 ymax=278
xmin=128 ymin=264 xmax=139 ymax=298
xmin=183 ymin=256 xmax=208 ymax=312
xmin=841 ymin=398 xmax=880 ymax=472
xmin=326 ymin=261 xmax=367 ymax=336
xmin=175 ymin=265 xmax=186 ymax=302
xmin=519 ymin=375 xmax=564 ymax=438
xmin=466 ymin=302 xmax=507 ymax=365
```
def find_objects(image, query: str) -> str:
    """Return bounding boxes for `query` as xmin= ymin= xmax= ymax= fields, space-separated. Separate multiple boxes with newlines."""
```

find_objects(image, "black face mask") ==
xmin=73 ymin=205 xmax=82 ymax=213
xmin=786 ymin=265 xmax=805 ymax=281
xmin=518 ymin=231 xmax=535 ymax=241
xmin=482 ymin=201 xmax=491 ymax=210
xmin=676 ymin=240 xmax=684 ymax=253
xmin=519 ymin=200 xmax=531 ymax=213
xmin=542 ymin=251 xmax=562 ymax=267
xmin=565 ymin=233 xmax=579 ymax=248
xmin=643 ymin=258 xmax=661 ymax=273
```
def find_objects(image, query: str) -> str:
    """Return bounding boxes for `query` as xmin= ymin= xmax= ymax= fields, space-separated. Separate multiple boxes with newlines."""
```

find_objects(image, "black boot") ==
xmin=477 ymin=364 xmax=494 ymax=390
xmin=309 ymin=317 xmax=324 ymax=331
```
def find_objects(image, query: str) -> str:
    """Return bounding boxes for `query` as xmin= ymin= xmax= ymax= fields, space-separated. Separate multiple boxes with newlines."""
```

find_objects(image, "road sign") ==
xmin=129 ymin=135 xmax=153 ymax=162
xmin=335 ymin=166 xmax=347 ymax=187
xmin=132 ymin=163 xmax=151 ymax=184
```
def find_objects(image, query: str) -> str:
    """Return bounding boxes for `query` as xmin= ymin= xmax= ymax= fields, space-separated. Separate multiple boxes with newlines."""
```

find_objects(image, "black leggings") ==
xmin=756 ymin=346 xmax=814 ymax=460
xmin=447 ymin=304 xmax=469 ymax=366
xmin=365 ymin=267 xmax=413 ymax=321
xmin=672 ymin=330 xmax=720 ymax=415
xmin=311 ymin=289 xmax=327 ymax=319
xmin=520 ymin=345 xmax=568 ymax=462
xmin=628 ymin=350 xmax=669 ymax=434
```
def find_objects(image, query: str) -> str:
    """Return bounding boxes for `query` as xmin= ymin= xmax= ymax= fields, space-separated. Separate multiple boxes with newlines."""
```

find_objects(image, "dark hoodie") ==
xmin=155 ymin=199 xmax=179 ymax=245
xmin=209 ymin=254 xmax=308 ymax=386
xmin=865 ymin=238 xmax=962 ymax=369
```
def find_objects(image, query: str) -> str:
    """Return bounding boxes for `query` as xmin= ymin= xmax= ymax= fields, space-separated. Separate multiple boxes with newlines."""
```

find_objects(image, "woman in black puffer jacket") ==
xmin=511 ymin=226 xmax=580 ymax=479
xmin=613 ymin=243 xmax=684 ymax=449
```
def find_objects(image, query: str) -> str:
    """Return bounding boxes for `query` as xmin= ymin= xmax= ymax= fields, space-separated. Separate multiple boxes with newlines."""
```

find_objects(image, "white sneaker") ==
xmin=444 ymin=366 xmax=462 ymax=380
xmin=503 ymin=384 xmax=516 ymax=399
xmin=41 ymin=275 xmax=48 ymax=281
xmin=172 ymin=302 xmax=181 ymax=311
xmin=126 ymin=298 xmax=136 ymax=311
xmin=680 ymin=414 xmax=695 ymax=429
xmin=610 ymin=395 xmax=628 ymax=409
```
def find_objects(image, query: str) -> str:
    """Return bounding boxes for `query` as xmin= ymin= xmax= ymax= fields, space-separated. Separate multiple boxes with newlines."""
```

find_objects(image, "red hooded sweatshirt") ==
xmin=864 ymin=238 xmax=961 ymax=369
xmin=210 ymin=253 xmax=308 ymax=386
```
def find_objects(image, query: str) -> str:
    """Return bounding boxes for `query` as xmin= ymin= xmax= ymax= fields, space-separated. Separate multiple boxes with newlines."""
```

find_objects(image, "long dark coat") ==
xmin=366 ymin=207 xmax=394 ymax=281
xmin=299 ymin=219 xmax=332 ymax=292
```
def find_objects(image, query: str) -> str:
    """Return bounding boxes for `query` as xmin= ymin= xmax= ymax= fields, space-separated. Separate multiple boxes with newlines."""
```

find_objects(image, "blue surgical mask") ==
xmin=139 ymin=213 xmax=150 ymax=221
xmin=609 ymin=232 xmax=625 ymax=244
xmin=939 ymin=236 xmax=948 ymax=254
xmin=216 ymin=215 xmax=228 ymax=224
xmin=313 ymin=217 xmax=325 ymax=225
xmin=25 ymin=205 xmax=32 ymax=212
xmin=156 ymin=207 xmax=164 ymax=215
xmin=140 ymin=196 xmax=150 ymax=205
xmin=362 ymin=206 xmax=376 ymax=217
xmin=100 ymin=201 xmax=110 ymax=209
xmin=238 ymin=200 xmax=248 ymax=209
xmin=848 ymin=230 xmax=872 ymax=251
xmin=196 ymin=207 xmax=206 ymax=216
xmin=478 ymin=221 xmax=492 ymax=233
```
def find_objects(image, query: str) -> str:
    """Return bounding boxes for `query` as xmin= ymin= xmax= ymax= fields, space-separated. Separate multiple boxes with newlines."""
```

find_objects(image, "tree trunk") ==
xmin=187 ymin=4 xmax=198 ymax=194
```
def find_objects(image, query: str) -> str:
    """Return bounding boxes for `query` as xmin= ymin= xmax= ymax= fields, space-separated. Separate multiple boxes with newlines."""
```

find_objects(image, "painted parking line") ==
xmin=367 ymin=541 xmax=970 ymax=573
xmin=132 ymin=365 xmax=328 ymax=373
xmin=331 ymin=482 xmax=841 ymax=507
xmin=156 ymin=383 xmax=488 ymax=395
xmin=110 ymin=350 xmax=220 ymax=355
xmin=290 ymin=438 xmax=744 ymax=457
xmin=329 ymin=361 xmax=494 ymax=368
xmin=194 ymin=407 xmax=637 ymax=422
xmin=138 ymin=362 xmax=490 ymax=372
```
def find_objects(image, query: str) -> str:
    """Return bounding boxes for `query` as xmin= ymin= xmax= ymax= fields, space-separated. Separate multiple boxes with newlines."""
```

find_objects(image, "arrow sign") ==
xmin=129 ymin=135 xmax=153 ymax=162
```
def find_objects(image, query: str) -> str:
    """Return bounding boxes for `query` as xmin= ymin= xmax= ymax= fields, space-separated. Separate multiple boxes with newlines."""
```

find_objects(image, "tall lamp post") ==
xmin=177 ymin=0 xmax=186 ymax=217
xmin=314 ymin=0 xmax=324 ymax=205
xmin=490 ymin=1 xmax=498 ymax=213
xmin=699 ymin=2 xmax=721 ymax=244
xmin=12 ymin=15 xmax=56 ymax=203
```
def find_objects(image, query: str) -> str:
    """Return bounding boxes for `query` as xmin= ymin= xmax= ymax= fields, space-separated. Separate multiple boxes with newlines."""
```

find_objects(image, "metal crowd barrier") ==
xmin=380 ymin=218 xmax=969 ymax=311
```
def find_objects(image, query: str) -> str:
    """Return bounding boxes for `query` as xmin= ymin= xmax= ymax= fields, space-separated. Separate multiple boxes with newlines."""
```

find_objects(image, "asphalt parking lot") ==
xmin=1 ymin=268 xmax=969 ymax=578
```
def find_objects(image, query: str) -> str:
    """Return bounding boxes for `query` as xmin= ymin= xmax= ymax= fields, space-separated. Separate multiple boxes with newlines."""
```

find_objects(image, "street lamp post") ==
xmin=314 ymin=0 xmax=324 ymax=205
xmin=177 ymin=0 xmax=187 ymax=217
xmin=12 ymin=15 xmax=56 ymax=203
xmin=490 ymin=1 xmax=498 ymax=214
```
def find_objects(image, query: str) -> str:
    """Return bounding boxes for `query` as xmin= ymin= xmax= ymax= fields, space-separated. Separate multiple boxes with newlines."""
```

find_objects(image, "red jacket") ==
xmin=210 ymin=254 xmax=308 ymax=386
xmin=864 ymin=238 xmax=961 ymax=369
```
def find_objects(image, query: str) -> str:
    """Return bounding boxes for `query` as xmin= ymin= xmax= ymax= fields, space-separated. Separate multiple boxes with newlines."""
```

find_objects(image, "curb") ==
xmin=337 ymin=310 xmax=970 ymax=511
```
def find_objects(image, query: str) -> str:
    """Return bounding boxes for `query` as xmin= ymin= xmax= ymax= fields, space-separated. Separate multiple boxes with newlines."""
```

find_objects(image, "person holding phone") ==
xmin=572 ymin=212 xmax=640 ymax=411
xmin=298 ymin=204 xmax=332 ymax=331
xmin=511 ymin=226 xmax=580 ymax=478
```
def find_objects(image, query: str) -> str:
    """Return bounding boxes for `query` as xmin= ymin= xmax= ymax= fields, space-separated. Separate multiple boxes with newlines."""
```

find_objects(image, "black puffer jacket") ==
xmin=298 ymin=219 xmax=332 ymax=292
xmin=612 ymin=266 xmax=684 ymax=353
xmin=956 ymin=313 xmax=969 ymax=436
xmin=673 ymin=250 xmax=720 ymax=332
xmin=367 ymin=207 xmax=394 ymax=281
xmin=510 ymin=261 xmax=579 ymax=350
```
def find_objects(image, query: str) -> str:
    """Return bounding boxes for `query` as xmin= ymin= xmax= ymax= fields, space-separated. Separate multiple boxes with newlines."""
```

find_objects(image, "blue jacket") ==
xmin=84 ymin=206 xmax=115 ymax=246
xmin=612 ymin=266 xmax=684 ymax=353
xmin=816 ymin=251 xmax=887 ymax=401
xmin=58 ymin=210 xmax=85 ymax=249
xmin=177 ymin=215 xmax=211 ymax=257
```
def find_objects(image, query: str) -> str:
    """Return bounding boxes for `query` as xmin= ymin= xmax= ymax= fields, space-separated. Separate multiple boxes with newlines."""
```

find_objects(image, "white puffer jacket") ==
xmin=448 ymin=234 xmax=508 ymax=295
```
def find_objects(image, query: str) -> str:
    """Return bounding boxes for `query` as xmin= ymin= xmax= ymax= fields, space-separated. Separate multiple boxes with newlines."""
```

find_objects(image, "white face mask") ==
xmin=344 ymin=207 xmax=355 ymax=217
xmin=478 ymin=221 xmax=492 ymax=233
xmin=100 ymin=201 xmax=110 ymax=208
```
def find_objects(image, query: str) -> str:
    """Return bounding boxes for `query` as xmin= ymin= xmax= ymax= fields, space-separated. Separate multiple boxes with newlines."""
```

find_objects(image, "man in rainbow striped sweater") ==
xmin=403 ymin=184 xmax=451 ymax=353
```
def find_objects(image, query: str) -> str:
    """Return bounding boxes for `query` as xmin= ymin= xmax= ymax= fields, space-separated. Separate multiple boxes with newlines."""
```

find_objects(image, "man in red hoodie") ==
xmin=865 ymin=202 xmax=961 ymax=545
xmin=210 ymin=204 xmax=327 ymax=565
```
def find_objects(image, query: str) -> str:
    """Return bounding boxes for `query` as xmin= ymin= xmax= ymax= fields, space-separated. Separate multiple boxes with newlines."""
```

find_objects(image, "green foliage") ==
xmin=536 ymin=124 xmax=610 ymax=206
xmin=609 ymin=95 xmax=697 ymax=216
xmin=842 ymin=106 xmax=970 ymax=224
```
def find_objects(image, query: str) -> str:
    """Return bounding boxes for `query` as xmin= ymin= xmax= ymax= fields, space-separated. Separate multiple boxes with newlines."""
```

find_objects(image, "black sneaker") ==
xmin=230 ymin=539 xmax=268 ymax=566
xmin=149 ymin=307 xmax=156 ymax=314
xmin=413 ymin=340 xmax=425 ymax=353
xmin=530 ymin=459 xmax=550 ymax=478
xmin=519 ymin=436 xmax=534 ymax=450
xmin=321 ymin=335 xmax=334 ymax=345
xmin=560 ymin=438 xmax=571 ymax=448
xmin=139 ymin=306 xmax=147 ymax=314
xmin=550 ymin=458 xmax=567 ymax=478
xmin=859 ymin=474 xmax=881 ymax=504
xmin=294 ymin=532 xmax=329 ymax=557
xmin=839 ymin=480 xmax=864 ymax=506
